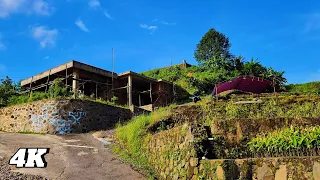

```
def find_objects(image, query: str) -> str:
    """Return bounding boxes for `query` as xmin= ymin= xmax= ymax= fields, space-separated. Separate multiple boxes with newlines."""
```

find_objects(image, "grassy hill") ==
xmin=141 ymin=64 xmax=237 ymax=96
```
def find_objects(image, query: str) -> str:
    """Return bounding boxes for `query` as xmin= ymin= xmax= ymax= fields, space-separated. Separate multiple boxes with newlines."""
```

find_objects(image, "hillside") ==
xmin=141 ymin=64 xmax=238 ymax=95
xmin=114 ymin=93 xmax=320 ymax=179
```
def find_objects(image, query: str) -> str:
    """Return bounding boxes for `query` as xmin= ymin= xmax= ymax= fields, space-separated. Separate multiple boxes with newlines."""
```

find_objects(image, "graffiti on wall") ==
xmin=29 ymin=104 xmax=87 ymax=134
xmin=49 ymin=111 xmax=87 ymax=134
xmin=29 ymin=105 xmax=57 ymax=132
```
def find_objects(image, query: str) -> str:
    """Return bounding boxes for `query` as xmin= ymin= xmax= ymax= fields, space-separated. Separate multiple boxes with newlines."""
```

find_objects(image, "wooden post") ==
xmin=65 ymin=64 xmax=68 ymax=88
xmin=45 ymin=70 xmax=51 ymax=92
xmin=29 ymin=76 xmax=33 ymax=97
xmin=96 ymin=83 xmax=98 ymax=100
xmin=150 ymin=83 xmax=152 ymax=104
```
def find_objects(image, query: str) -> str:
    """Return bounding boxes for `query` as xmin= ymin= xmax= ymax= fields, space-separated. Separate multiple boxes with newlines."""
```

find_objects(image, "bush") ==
xmin=248 ymin=126 xmax=320 ymax=155
xmin=48 ymin=78 xmax=71 ymax=98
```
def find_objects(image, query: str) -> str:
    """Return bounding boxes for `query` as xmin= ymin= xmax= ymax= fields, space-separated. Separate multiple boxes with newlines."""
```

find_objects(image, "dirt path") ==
xmin=0 ymin=132 xmax=145 ymax=180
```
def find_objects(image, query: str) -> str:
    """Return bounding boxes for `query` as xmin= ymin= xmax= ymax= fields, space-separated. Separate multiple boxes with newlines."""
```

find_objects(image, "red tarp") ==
xmin=212 ymin=76 xmax=273 ymax=95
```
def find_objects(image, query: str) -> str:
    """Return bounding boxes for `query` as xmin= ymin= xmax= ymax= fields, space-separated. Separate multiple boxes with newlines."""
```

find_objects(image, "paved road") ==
xmin=0 ymin=132 xmax=145 ymax=180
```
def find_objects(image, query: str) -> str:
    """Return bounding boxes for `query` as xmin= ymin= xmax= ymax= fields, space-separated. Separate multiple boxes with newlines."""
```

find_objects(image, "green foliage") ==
xmin=200 ymin=95 xmax=320 ymax=123
xmin=113 ymin=106 xmax=174 ymax=176
xmin=0 ymin=76 xmax=17 ymax=106
xmin=194 ymin=28 xmax=231 ymax=66
xmin=140 ymin=28 xmax=287 ymax=100
xmin=286 ymin=81 xmax=320 ymax=94
xmin=248 ymin=126 xmax=320 ymax=154
xmin=48 ymin=78 xmax=71 ymax=98
xmin=111 ymin=96 xmax=118 ymax=103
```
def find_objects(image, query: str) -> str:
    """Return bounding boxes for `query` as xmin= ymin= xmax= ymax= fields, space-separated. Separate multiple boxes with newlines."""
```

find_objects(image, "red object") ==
xmin=212 ymin=76 xmax=273 ymax=95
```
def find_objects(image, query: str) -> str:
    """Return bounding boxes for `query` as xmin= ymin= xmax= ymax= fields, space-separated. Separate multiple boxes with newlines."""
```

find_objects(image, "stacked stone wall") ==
xmin=0 ymin=99 xmax=131 ymax=134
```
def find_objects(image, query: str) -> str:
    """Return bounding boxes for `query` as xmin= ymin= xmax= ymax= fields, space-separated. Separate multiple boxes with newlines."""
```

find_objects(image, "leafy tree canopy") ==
xmin=194 ymin=28 xmax=232 ymax=68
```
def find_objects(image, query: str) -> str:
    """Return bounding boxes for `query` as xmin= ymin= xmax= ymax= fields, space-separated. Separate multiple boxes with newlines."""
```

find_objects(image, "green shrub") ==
xmin=48 ymin=78 xmax=71 ymax=98
xmin=248 ymin=126 xmax=320 ymax=154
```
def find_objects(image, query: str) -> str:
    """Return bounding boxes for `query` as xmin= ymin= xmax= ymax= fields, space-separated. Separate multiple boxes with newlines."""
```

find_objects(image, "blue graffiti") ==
xmin=29 ymin=105 xmax=57 ymax=132
xmin=49 ymin=119 xmax=73 ymax=134
xmin=29 ymin=104 xmax=86 ymax=134
xmin=48 ymin=111 xmax=87 ymax=134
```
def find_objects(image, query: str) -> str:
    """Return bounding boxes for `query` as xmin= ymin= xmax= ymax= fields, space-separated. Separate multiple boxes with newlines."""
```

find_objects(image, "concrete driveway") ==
xmin=0 ymin=132 xmax=145 ymax=180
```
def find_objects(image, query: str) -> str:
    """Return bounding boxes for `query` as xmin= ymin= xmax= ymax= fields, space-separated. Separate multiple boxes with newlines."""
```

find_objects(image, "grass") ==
xmin=286 ymin=81 xmax=320 ymax=94
xmin=199 ymin=95 xmax=320 ymax=123
xmin=17 ymin=131 xmax=45 ymax=135
xmin=113 ymin=105 xmax=175 ymax=177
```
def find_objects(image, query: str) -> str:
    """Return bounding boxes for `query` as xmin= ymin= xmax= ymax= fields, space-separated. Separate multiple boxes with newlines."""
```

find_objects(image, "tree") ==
xmin=229 ymin=56 xmax=245 ymax=71
xmin=0 ymin=76 xmax=16 ymax=106
xmin=194 ymin=28 xmax=232 ymax=69
xmin=242 ymin=58 xmax=267 ymax=77
xmin=264 ymin=68 xmax=287 ymax=95
xmin=48 ymin=78 xmax=70 ymax=98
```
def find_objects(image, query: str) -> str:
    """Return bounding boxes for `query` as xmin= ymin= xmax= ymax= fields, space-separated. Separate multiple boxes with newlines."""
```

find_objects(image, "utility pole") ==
xmin=112 ymin=48 xmax=114 ymax=98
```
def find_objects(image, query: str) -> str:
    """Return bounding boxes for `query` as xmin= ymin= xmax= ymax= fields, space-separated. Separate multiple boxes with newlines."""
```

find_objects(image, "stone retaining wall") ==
xmin=148 ymin=123 xmax=320 ymax=179
xmin=196 ymin=157 xmax=320 ymax=180
xmin=148 ymin=123 xmax=197 ymax=179
xmin=0 ymin=99 xmax=132 ymax=134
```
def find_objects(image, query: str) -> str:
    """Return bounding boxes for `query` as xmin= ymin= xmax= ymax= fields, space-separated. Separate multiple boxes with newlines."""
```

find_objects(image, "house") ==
xmin=20 ymin=60 xmax=175 ymax=109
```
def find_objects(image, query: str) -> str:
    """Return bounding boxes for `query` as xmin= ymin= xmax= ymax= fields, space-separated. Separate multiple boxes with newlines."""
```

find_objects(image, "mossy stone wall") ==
xmin=148 ymin=123 xmax=200 ymax=179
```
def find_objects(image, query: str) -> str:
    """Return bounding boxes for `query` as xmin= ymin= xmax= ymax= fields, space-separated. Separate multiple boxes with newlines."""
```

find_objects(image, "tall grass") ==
xmin=201 ymin=97 xmax=320 ymax=122
xmin=113 ymin=105 xmax=175 ymax=176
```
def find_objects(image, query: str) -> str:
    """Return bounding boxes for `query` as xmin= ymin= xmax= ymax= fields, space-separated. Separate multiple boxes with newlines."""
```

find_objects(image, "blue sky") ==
xmin=0 ymin=0 xmax=320 ymax=84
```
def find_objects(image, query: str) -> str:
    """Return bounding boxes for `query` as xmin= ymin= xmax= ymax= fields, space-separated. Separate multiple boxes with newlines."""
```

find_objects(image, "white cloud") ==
xmin=0 ymin=0 xmax=25 ymax=18
xmin=32 ymin=0 xmax=53 ymax=16
xmin=31 ymin=26 xmax=58 ymax=48
xmin=75 ymin=19 xmax=89 ymax=32
xmin=140 ymin=24 xmax=157 ymax=30
xmin=140 ymin=24 xmax=157 ymax=34
xmin=0 ymin=0 xmax=53 ymax=18
xmin=103 ymin=10 xmax=113 ymax=20
xmin=161 ymin=21 xmax=176 ymax=25
xmin=88 ymin=0 xmax=100 ymax=9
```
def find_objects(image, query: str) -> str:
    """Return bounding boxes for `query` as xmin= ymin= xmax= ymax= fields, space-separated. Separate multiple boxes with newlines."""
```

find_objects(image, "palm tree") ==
xmin=265 ymin=68 xmax=287 ymax=96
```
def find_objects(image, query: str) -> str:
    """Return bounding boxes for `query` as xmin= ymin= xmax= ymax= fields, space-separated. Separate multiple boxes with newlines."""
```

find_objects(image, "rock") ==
xmin=194 ymin=167 xmax=198 ymax=175
xmin=173 ymin=173 xmax=179 ymax=180
xmin=275 ymin=165 xmax=287 ymax=180
xmin=257 ymin=164 xmax=274 ymax=180
xmin=216 ymin=165 xmax=224 ymax=180
xmin=191 ymin=175 xmax=198 ymax=180
xmin=314 ymin=162 xmax=320 ymax=180
xmin=190 ymin=158 xmax=198 ymax=167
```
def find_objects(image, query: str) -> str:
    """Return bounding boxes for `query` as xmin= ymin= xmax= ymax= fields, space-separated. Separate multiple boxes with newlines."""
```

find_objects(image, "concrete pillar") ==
xmin=128 ymin=75 xmax=133 ymax=106
xmin=72 ymin=70 xmax=79 ymax=93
